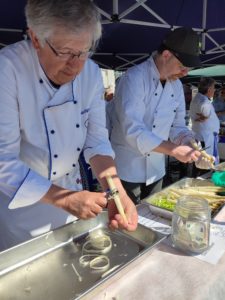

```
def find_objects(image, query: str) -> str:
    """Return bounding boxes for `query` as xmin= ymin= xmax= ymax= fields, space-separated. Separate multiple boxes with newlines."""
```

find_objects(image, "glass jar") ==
xmin=171 ymin=196 xmax=211 ymax=254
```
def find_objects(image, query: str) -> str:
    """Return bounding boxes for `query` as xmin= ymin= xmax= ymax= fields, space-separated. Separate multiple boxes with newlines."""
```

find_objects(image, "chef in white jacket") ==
xmin=0 ymin=0 xmax=137 ymax=251
xmin=110 ymin=28 xmax=213 ymax=204
xmin=190 ymin=78 xmax=220 ymax=162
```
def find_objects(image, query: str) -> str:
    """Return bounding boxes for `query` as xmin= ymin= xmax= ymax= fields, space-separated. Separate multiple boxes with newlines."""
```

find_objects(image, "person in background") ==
xmin=213 ymin=86 xmax=225 ymax=122
xmin=190 ymin=77 xmax=220 ymax=175
xmin=104 ymin=85 xmax=114 ymax=102
xmin=183 ymin=83 xmax=193 ymax=126
xmin=0 ymin=0 xmax=137 ymax=251
xmin=105 ymin=85 xmax=115 ymax=135
xmin=110 ymin=27 xmax=213 ymax=205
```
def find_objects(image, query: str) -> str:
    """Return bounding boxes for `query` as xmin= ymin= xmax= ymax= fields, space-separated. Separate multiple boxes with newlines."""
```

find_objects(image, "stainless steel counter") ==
xmin=0 ymin=211 xmax=165 ymax=300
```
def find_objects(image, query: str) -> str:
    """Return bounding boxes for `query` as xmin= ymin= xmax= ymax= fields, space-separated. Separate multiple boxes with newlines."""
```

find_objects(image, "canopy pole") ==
xmin=115 ymin=55 xmax=150 ymax=70
xmin=119 ymin=0 xmax=147 ymax=19
xmin=139 ymin=1 xmax=168 ymax=25
xmin=205 ymin=33 xmax=225 ymax=53
xmin=202 ymin=52 xmax=225 ymax=63
xmin=113 ymin=0 xmax=118 ymax=15
xmin=201 ymin=0 xmax=207 ymax=52
xmin=206 ymin=42 xmax=225 ymax=53
xmin=0 ymin=28 xmax=23 ymax=33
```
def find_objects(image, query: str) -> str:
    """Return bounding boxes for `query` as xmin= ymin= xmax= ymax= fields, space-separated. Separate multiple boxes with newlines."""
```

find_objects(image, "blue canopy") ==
xmin=1 ymin=0 xmax=225 ymax=70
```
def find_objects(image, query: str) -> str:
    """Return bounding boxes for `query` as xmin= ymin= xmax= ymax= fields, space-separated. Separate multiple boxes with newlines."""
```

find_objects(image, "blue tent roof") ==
xmin=1 ymin=0 xmax=225 ymax=70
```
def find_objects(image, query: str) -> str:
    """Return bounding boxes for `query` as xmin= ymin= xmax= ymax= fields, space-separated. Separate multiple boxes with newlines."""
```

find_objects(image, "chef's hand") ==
xmin=171 ymin=144 xmax=201 ymax=163
xmin=195 ymin=155 xmax=215 ymax=169
xmin=107 ymin=192 xmax=138 ymax=232
xmin=42 ymin=186 xmax=108 ymax=219
xmin=154 ymin=141 xmax=201 ymax=163
xmin=188 ymin=139 xmax=215 ymax=169
xmin=66 ymin=190 xmax=109 ymax=218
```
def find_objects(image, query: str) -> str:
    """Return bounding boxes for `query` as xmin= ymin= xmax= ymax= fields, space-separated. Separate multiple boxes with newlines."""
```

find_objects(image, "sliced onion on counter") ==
xmin=89 ymin=255 xmax=110 ymax=272
xmin=82 ymin=233 xmax=112 ymax=254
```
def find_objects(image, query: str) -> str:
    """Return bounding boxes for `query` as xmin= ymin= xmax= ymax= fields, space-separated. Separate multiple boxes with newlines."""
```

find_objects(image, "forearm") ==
xmin=153 ymin=140 xmax=177 ymax=156
xmin=89 ymin=155 xmax=126 ymax=195
xmin=41 ymin=182 xmax=108 ymax=220
xmin=41 ymin=184 xmax=72 ymax=209
xmin=153 ymin=140 xmax=201 ymax=163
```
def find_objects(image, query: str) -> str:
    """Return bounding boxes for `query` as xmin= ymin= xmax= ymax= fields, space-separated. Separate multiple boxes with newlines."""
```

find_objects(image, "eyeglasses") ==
xmin=45 ymin=39 xmax=93 ymax=61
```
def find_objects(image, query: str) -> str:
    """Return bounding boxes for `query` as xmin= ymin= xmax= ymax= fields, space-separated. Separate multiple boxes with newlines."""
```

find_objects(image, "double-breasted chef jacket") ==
xmin=0 ymin=40 xmax=114 ymax=250
xmin=110 ymin=56 xmax=191 ymax=186
xmin=190 ymin=92 xmax=220 ymax=156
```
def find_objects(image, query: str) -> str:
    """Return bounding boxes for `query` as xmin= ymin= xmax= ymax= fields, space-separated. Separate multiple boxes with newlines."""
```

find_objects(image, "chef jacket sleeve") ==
xmin=112 ymin=69 xmax=163 ymax=155
xmin=199 ymin=101 xmax=211 ymax=117
xmin=0 ymin=57 xmax=51 ymax=209
xmin=83 ymin=66 xmax=115 ymax=162
xmin=169 ymin=83 xmax=193 ymax=143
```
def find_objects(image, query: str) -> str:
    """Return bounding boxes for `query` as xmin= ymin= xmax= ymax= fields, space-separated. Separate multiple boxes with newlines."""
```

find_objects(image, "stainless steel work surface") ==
xmin=0 ymin=211 xmax=165 ymax=300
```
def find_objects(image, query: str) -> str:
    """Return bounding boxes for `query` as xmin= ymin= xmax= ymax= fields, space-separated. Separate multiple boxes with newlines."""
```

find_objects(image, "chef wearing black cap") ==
xmin=110 ymin=27 xmax=214 ymax=204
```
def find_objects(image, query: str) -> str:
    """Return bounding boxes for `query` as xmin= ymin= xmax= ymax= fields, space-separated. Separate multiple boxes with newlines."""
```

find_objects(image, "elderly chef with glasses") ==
xmin=0 ymin=0 xmax=137 ymax=251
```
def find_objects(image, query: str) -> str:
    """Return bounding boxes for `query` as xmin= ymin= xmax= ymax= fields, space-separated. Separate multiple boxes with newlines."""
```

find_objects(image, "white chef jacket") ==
xmin=110 ymin=56 xmax=190 ymax=185
xmin=0 ymin=40 xmax=114 ymax=250
xmin=190 ymin=92 xmax=220 ymax=156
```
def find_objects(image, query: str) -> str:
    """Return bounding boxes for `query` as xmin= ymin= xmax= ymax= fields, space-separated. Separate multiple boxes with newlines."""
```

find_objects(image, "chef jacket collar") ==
xmin=149 ymin=53 xmax=161 ymax=82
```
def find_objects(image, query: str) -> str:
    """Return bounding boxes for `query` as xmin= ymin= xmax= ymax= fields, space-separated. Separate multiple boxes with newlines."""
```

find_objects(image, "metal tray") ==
xmin=143 ymin=177 xmax=225 ymax=220
xmin=214 ymin=161 xmax=225 ymax=171
xmin=0 ymin=211 xmax=166 ymax=300
xmin=200 ymin=161 xmax=225 ymax=179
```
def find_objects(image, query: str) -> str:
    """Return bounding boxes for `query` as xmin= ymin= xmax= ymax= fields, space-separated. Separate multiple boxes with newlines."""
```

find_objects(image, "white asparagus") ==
xmin=106 ymin=174 xmax=128 ymax=223
xmin=89 ymin=255 xmax=110 ymax=272
xmin=190 ymin=140 xmax=215 ymax=168
xmin=186 ymin=186 xmax=225 ymax=190
xmin=169 ymin=188 xmax=224 ymax=199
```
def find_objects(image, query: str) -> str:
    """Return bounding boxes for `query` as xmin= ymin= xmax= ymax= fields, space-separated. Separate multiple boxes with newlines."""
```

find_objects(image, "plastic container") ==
xmin=171 ymin=196 xmax=211 ymax=254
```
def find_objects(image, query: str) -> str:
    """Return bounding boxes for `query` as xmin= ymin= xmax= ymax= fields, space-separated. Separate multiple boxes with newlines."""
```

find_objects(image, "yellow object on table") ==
xmin=106 ymin=174 xmax=128 ymax=223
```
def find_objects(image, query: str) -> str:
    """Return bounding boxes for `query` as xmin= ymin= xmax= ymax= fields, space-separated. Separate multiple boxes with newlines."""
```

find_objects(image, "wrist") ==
xmin=158 ymin=141 xmax=177 ymax=156
xmin=41 ymin=184 xmax=73 ymax=209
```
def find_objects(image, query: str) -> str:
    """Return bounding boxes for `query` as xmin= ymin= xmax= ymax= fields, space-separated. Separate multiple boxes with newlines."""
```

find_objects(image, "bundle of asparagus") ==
xmin=150 ymin=185 xmax=225 ymax=213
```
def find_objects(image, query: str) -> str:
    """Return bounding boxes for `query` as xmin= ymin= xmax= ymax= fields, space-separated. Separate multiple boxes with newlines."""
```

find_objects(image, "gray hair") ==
xmin=198 ymin=77 xmax=215 ymax=95
xmin=25 ymin=0 xmax=101 ymax=50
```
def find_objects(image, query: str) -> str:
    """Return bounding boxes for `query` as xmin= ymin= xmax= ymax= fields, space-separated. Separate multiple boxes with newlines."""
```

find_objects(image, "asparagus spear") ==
xmin=190 ymin=140 xmax=215 ymax=168
xmin=106 ymin=174 xmax=128 ymax=223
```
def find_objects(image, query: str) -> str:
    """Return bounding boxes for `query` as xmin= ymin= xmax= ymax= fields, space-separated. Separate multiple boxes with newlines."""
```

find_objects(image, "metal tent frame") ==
xmin=92 ymin=0 xmax=225 ymax=70
xmin=0 ymin=0 xmax=225 ymax=70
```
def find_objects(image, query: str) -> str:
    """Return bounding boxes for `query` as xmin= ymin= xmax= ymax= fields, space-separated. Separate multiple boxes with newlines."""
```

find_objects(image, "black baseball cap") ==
xmin=162 ymin=27 xmax=201 ymax=68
